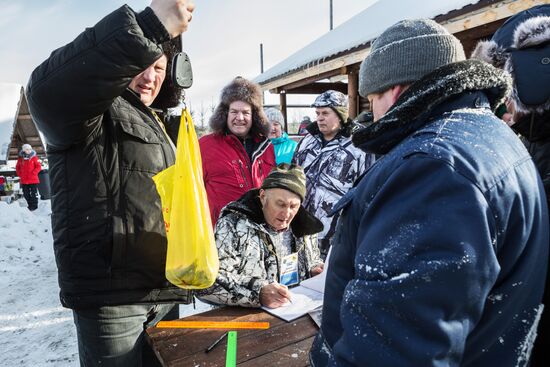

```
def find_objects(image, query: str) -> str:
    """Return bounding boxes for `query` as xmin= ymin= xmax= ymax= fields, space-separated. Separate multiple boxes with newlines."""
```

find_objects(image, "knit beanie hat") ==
xmin=312 ymin=90 xmax=349 ymax=124
xmin=261 ymin=163 xmax=306 ymax=201
xmin=264 ymin=107 xmax=285 ymax=125
xmin=359 ymin=19 xmax=465 ymax=96
xmin=22 ymin=144 xmax=32 ymax=151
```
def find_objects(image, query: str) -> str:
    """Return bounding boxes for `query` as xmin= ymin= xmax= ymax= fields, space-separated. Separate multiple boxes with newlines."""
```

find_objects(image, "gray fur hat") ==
xmin=264 ymin=107 xmax=285 ymax=125
xmin=471 ymin=6 xmax=550 ymax=114
xmin=359 ymin=19 xmax=465 ymax=96
xmin=209 ymin=77 xmax=270 ymax=137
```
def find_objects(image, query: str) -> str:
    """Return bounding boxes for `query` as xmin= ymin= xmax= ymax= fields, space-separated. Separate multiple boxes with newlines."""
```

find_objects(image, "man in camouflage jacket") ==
xmin=199 ymin=164 xmax=324 ymax=308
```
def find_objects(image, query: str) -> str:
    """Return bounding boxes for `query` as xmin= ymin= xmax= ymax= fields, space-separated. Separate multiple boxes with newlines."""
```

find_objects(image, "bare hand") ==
xmin=310 ymin=263 xmax=324 ymax=276
xmin=260 ymin=282 xmax=292 ymax=309
xmin=150 ymin=0 xmax=195 ymax=38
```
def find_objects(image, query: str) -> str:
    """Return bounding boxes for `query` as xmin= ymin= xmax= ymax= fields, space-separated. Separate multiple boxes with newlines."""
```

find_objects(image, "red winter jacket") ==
xmin=199 ymin=133 xmax=276 ymax=225
xmin=16 ymin=153 xmax=41 ymax=184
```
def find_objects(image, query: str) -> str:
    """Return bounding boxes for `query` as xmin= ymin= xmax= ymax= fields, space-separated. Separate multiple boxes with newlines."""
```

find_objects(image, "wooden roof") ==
xmin=2 ymin=86 xmax=46 ymax=163
xmin=256 ymin=0 xmax=549 ymax=95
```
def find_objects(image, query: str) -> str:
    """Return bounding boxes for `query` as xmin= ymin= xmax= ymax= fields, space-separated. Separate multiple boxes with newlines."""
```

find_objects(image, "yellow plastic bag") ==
xmin=153 ymin=109 xmax=219 ymax=289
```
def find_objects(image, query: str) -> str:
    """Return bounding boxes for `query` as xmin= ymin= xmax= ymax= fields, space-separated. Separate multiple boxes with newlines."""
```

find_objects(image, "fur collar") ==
xmin=305 ymin=118 xmax=357 ymax=138
xmin=352 ymin=59 xmax=511 ymax=154
xmin=220 ymin=189 xmax=323 ymax=238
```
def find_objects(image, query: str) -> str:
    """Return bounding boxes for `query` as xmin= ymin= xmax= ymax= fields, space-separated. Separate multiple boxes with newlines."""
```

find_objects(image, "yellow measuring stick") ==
xmin=156 ymin=320 xmax=270 ymax=330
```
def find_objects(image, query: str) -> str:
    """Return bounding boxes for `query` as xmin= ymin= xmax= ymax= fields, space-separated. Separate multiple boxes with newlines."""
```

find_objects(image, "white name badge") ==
xmin=280 ymin=252 xmax=299 ymax=286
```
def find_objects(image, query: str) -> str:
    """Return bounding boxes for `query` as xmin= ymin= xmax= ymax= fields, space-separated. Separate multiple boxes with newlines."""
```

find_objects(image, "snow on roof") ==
xmin=255 ymin=0 xmax=481 ymax=85
xmin=0 ymin=83 xmax=23 ymax=161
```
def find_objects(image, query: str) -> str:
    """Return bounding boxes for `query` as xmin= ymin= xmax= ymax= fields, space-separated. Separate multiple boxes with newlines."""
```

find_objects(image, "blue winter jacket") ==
xmin=310 ymin=60 xmax=549 ymax=366
xmin=271 ymin=132 xmax=297 ymax=165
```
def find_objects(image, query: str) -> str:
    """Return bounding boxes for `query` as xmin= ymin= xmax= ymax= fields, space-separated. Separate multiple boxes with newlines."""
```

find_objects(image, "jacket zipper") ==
xmin=258 ymin=159 xmax=264 ymax=179
xmin=238 ymin=160 xmax=250 ymax=189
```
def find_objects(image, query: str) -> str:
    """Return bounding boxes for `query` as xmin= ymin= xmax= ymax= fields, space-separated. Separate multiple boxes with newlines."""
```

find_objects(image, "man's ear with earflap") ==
xmin=150 ymin=35 xmax=183 ymax=111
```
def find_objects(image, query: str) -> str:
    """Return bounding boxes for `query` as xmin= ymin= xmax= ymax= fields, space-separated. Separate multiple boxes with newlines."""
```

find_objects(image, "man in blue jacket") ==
xmin=310 ymin=19 xmax=549 ymax=366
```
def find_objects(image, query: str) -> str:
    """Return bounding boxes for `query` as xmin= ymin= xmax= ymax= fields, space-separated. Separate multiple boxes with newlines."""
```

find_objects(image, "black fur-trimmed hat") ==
xmin=472 ymin=5 xmax=550 ymax=114
xmin=150 ymin=36 xmax=184 ymax=111
xmin=209 ymin=77 xmax=270 ymax=137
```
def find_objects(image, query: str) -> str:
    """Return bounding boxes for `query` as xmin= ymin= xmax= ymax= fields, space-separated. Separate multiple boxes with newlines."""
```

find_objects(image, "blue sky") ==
xmin=0 ymin=0 xmax=377 ymax=119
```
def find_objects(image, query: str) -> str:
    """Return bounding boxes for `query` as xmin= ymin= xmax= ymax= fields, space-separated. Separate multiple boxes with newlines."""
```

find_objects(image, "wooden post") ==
xmin=348 ymin=70 xmax=359 ymax=119
xmin=280 ymin=91 xmax=288 ymax=132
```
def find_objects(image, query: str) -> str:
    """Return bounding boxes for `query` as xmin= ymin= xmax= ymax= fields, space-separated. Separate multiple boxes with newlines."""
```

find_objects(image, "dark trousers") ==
xmin=22 ymin=184 xmax=38 ymax=210
xmin=73 ymin=304 xmax=178 ymax=367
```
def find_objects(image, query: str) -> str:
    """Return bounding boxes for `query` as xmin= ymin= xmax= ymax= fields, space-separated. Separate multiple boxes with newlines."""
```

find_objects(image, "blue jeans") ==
xmin=73 ymin=303 xmax=178 ymax=367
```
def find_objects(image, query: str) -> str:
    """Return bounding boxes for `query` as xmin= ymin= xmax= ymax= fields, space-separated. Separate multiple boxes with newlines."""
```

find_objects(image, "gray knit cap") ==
xmin=261 ymin=163 xmax=306 ymax=201
xmin=359 ymin=19 xmax=465 ymax=96
xmin=264 ymin=107 xmax=284 ymax=125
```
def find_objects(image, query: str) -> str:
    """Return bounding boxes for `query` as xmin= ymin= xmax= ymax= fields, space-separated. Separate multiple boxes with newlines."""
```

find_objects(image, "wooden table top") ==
xmin=146 ymin=306 xmax=319 ymax=366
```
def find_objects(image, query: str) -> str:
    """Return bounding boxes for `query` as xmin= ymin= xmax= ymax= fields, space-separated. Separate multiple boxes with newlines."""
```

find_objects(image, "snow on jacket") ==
xmin=26 ymin=6 xmax=192 ymax=309
xmin=16 ymin=150 xmax=41 ymax=184
xmin=198 ymin=189 xmax=323 ymax=307
xmin=309 ymin=60 xmax=549 ymax=367
xmin=271 ymin=132 xmax=297 ymax=164
xmin=292 ymin=125 xmax=374 ymax=257
xmin=199 ymin=133 xmax=276 ymax=225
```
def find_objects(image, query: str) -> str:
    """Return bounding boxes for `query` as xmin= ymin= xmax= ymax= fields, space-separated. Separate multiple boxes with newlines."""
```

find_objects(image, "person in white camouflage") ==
xmin=198 ymin=164 xmax=324 ymax=308
xmin=292 ymin=90 xmax=375 ymax=259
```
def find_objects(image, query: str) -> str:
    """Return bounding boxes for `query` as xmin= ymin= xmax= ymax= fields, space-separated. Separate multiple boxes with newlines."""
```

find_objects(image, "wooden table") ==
xmin=146 ymin=306 xmax=318 ymax=366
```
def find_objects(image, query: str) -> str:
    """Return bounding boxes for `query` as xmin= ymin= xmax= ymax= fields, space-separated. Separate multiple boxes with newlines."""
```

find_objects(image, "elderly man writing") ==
xmin=199 ymin=164 xmax=324 ymax=308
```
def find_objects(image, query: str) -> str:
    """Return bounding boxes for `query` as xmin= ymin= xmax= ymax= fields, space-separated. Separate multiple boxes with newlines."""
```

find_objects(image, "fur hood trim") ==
xmin=352 ymin=59 xmax=511 ymax=154
xmin=513 ymin=15 xmax=550 ymax=49
xmin=472 ymin=15 xmax=550 ymax=67
xmin=507 ymin=16 xmax=550 ymax=114
xmin=209 ymin=77 xmax=270 ymax=138
xmin=471 ymin=40 xmax=509 ymax=68
xmin=472 ymin=14 xmax=550 ymax=115
xmin=220 ymin=189 xmax=324 ymax=238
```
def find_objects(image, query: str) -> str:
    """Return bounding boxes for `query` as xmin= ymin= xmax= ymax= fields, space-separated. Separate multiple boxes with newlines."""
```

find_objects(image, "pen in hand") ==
xmin=205 ymin=331 xmax=229 ymax=353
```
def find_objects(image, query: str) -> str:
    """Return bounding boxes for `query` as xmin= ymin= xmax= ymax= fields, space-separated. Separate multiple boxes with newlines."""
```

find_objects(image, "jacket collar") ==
xmin=352 ymin=59 xmax=511 ymax=155
xmin=219 ymin=189 xmax=324 ymax=237
xmin=271 ymin=132 xmax=290 ymax=144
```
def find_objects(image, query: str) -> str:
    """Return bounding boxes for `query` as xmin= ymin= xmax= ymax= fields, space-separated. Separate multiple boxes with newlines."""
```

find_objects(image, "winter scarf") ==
xmin=352 ymin=59 xmax=511 ymax=155
xmin=19 ymin=150 xmax=37 ymax=159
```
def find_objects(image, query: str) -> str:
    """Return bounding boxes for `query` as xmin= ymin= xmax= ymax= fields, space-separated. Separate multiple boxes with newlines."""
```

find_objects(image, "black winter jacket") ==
xmin=26 ymin=6 xmax=191 ymax=309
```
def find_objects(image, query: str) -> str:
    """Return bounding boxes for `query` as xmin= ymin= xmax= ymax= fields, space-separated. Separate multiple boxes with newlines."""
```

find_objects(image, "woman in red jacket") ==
xmin=16 ymin=143 xmax=41 ymax=211
xmin=199 ymin=77 xmax=276 ymax=226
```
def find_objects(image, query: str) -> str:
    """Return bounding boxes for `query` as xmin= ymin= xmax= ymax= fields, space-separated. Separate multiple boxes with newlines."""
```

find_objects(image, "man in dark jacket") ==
xmin=310 ymin=19 xmax=549 ymax=366
xmin=472 ymin=5 xmax=550 ymax=365
xmin=26 ymin=1 xmax=195 ymax=365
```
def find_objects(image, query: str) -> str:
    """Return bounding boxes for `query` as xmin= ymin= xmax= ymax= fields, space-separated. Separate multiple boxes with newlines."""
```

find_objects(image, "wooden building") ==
xmin=0 ymin=83 xmax=45 ymax=165
xmin=255 ymin=0 xmax=550 ymax=128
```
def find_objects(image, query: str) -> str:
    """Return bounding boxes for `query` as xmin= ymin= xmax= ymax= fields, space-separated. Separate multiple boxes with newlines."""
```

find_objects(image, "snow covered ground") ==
xmin=0 ymin=199 xmax=212 ymax=366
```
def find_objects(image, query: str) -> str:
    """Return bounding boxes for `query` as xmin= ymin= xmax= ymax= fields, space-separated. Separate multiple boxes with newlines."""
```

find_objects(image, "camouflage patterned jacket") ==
xmin=198 ymin=189 xmax=323 ymax=307
xmin=293 ymin=124 xmax=374 ymax=258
